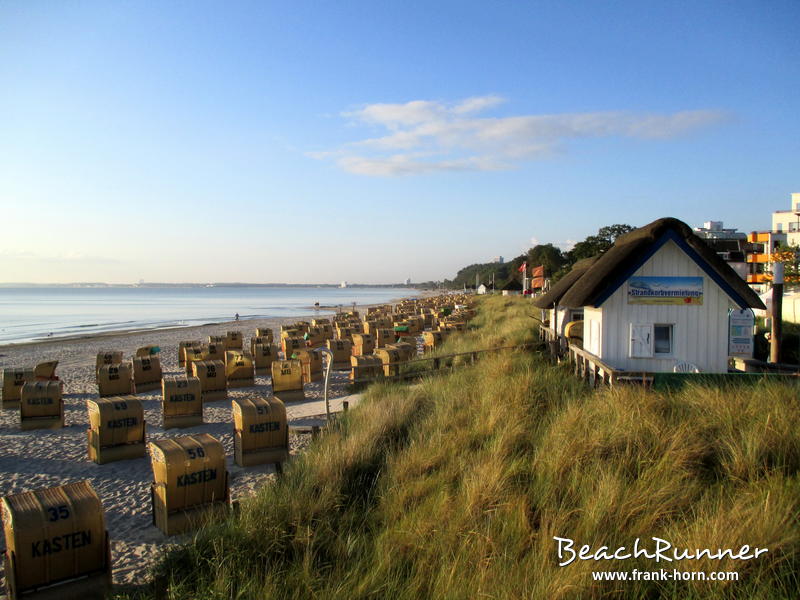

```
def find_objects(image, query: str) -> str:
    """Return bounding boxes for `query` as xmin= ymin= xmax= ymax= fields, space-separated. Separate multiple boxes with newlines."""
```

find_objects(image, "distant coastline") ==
xmin=0 ymin=286 xmax=424 ymax=346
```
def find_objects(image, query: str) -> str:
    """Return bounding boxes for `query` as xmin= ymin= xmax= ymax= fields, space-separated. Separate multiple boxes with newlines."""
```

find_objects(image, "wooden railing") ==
xmin=566 ymin=343 xmax=652 ymax=388
xmin=539 ymin=325 xmax=557 ymax=343
xmin=539 ymin=325 xmax=567 ymax=358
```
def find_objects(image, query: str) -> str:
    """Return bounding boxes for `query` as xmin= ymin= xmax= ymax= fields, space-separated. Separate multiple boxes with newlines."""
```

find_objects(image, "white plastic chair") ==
xmin=673 ymin=361 xmax=701 ymax=373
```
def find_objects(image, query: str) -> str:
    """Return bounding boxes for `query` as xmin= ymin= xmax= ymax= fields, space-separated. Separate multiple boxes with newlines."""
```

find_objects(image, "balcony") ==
xmin=746 ymin=253 xmax=770 ymax=263
xmin=747 ymin=232 xmax=770 ymax=243
xmin=746 ymin=273 xmax=768 ymax=283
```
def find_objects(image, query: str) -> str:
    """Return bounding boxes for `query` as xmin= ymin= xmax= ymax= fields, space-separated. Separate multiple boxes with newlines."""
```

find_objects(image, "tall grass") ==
xmin=132 ymin=296 xmax=800 ymax=599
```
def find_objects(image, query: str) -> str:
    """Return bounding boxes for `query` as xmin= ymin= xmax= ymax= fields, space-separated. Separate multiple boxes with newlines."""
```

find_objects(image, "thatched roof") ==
xmin=557 ymin=217 xmax=765 ymax=310
xmin=502 ymin=279 xmax=523 ymax=291
xmin=531 ymin=257 xmax=598 ymax=308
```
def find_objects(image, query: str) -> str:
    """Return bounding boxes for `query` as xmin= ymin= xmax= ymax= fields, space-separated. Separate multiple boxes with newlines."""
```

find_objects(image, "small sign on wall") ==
xmin=628 ymin=277 xmax=704 ymax=305
xmin=728 ymin=308 xmax=754 ymax=357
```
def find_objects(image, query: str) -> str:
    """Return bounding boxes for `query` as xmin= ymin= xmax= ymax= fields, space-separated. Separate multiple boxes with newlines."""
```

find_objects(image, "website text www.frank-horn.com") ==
xmin=591 ymin=569 xmax=739 ymax=582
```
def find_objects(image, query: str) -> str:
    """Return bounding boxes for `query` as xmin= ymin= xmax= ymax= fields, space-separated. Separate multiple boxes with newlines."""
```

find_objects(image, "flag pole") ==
xmin=521 ymin=262 xmax=528 ymax=294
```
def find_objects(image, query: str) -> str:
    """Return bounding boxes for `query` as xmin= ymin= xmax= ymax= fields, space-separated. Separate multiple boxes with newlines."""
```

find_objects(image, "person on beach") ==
xmin=234 ymin=313 xmax=239 ymax=321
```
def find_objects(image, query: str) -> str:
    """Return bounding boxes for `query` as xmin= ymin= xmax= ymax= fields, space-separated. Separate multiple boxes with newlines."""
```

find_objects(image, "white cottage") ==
xmin=534 ymin=257 xmax=597 ymax=339
xmin=536 ymin=218 xmax=765 ymax=373
xmin=501 ymin=280 xmax=523 ymax=296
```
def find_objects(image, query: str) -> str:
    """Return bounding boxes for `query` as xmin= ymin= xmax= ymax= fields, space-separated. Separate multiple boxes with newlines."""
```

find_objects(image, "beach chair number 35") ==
xmin=47 ymin=505 xmax=70 ymax=522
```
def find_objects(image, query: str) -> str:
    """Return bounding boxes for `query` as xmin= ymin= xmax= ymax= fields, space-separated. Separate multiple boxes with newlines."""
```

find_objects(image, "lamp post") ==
xmin=313 ymin=347 xmax=334 ymax=421
xmin=770 ymin=262 xmax=783 ymax=364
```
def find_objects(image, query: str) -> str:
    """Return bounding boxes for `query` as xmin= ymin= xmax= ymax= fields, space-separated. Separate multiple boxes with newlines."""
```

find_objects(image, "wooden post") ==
xmin=553 ymin=305 xmax=559 ymax=347
xmin=312 ymin=425 xmax=320 ymax=439
xmin=343 ymin=401 xmax=349 ymax=412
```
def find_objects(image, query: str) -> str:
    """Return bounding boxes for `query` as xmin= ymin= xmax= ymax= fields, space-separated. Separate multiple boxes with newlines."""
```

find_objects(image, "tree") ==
xmin=769 ymin=244 xmax=800 ymax=287
xmin=568 ymin=224 xmax=634 ymax=263
xmin=786 ymin=245 xmax=800 ymax=287
xmin=450 ymin=261 xmax=510 ymax=289
xmin=552 ymin=223 xmax=635 ymax=282
xmin=597 ymin=224 xmax=636 ymax=243
xmin=526 ymin=244 xmax=566 ymax=277
xmin=444 ymin=225 xmax=633 ymax=288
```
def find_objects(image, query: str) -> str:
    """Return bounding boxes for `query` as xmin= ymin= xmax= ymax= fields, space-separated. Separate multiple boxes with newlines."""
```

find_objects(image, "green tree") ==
xmin=450 ymin=261 xmax=510 ymax=289
xmin=568 ymin=224 xmax=634 ymax=262
xmin=778 ymin=244 xmax=800 ymax=288
xmin=553 ymin=223 xmax=635 ymax=281
xmin=526 ymin=244 xmax=566 ymax=276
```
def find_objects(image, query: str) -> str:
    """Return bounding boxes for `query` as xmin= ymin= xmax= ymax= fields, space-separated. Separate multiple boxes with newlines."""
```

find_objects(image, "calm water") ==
xmin=0 ymin=287 xmax=415 ymax=345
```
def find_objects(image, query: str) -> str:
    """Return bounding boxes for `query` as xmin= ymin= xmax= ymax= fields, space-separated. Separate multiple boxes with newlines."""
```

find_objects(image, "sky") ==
xmin=1 ymin=1 xmax=799 ymax=284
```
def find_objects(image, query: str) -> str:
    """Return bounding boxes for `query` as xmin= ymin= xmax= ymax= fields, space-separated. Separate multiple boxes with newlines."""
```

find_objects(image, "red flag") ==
xmin=518 ymin=262 xmax=527 ymax=273
xmin=532 ymin=265 xmax=544 ymax=278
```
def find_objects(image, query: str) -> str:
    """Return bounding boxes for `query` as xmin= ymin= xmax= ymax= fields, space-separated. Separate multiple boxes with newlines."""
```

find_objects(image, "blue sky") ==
xmin=1 ymin=1 xmax=798 ymax=283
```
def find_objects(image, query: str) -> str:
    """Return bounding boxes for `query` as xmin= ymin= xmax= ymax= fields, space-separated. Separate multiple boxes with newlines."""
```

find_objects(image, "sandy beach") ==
xmin=0 ymin=309 xmax=402 ymax=592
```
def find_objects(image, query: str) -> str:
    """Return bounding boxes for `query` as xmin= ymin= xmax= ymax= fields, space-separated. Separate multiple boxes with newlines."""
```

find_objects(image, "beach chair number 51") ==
xmin=187 ymin=447 xmax=205 ymax=459
xmin=47 ymin=505 xmax=70 ymax=522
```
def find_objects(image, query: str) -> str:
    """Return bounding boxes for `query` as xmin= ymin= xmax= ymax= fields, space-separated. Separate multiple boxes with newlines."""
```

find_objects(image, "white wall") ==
xmin=782 ymin=293 xmax=800 ymax=324
xmin=551 ymin=307 xmax=582 ymax=336
xmin=598 ymin=240 xmax=737 ymax=373
xmin=584 ymin=307 xmax=603 ymax=356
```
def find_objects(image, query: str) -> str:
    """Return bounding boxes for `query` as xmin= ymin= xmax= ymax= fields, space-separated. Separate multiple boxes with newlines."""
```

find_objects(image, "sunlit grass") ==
xmin=123 ymin=295 xmax=800 ymax=599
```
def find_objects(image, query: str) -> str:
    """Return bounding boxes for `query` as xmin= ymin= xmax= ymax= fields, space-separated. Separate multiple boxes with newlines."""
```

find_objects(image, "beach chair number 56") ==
xmin=187 ymin=447 xmax=205 ymax=459
xmin=47 ymin=505 xmax=70 ymax=521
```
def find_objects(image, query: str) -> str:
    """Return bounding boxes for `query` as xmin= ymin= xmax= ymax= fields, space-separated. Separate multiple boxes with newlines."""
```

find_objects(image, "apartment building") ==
xmin=771 ymin=192 xmax=800 ymax=246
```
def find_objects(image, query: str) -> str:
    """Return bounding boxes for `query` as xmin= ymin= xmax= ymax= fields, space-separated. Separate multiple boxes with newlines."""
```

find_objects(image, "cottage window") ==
xmin=654 ymin=324 xmax=673 ymax=355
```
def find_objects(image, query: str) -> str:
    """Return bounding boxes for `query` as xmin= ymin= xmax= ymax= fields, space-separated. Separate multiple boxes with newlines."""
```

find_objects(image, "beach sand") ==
xmin=0 ymin=312 xmax=379 ymax=592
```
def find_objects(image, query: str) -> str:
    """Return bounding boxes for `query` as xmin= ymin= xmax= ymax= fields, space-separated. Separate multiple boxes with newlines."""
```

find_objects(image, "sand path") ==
xmin=0 ymin=314 xmax=375 ymax=591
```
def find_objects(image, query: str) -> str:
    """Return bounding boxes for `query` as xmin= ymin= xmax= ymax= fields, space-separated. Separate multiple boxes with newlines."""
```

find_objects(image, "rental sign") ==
xmin=627 ymin=277 xmax=704 ymax=305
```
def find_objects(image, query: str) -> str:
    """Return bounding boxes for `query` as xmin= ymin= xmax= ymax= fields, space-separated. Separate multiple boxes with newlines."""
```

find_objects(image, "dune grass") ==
xmin=130 ymin=296 xmax=800 ymax=599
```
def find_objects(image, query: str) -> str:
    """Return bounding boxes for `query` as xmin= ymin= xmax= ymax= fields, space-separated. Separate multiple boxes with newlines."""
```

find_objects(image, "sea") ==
xmin=0 ymin=286 xmax=415 ymax=345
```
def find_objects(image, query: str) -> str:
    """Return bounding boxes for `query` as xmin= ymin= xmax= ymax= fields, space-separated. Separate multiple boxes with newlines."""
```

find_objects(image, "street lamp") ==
xmin=313 ymin=347 xmax=334 ymax=421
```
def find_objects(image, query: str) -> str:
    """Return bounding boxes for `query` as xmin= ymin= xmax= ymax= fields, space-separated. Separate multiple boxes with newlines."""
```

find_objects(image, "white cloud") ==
xmin=312 ymin=96 xmax=727 ymax=176
xmin=338 ymin=154 xmax=508 ymax=177
xmin=562 ymin=239 xmax=577 ymax=251
xmin=346 ymin=100 xmax=446 ymax=129
xmin=453 ymin=95 xmax=506 ymax=115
